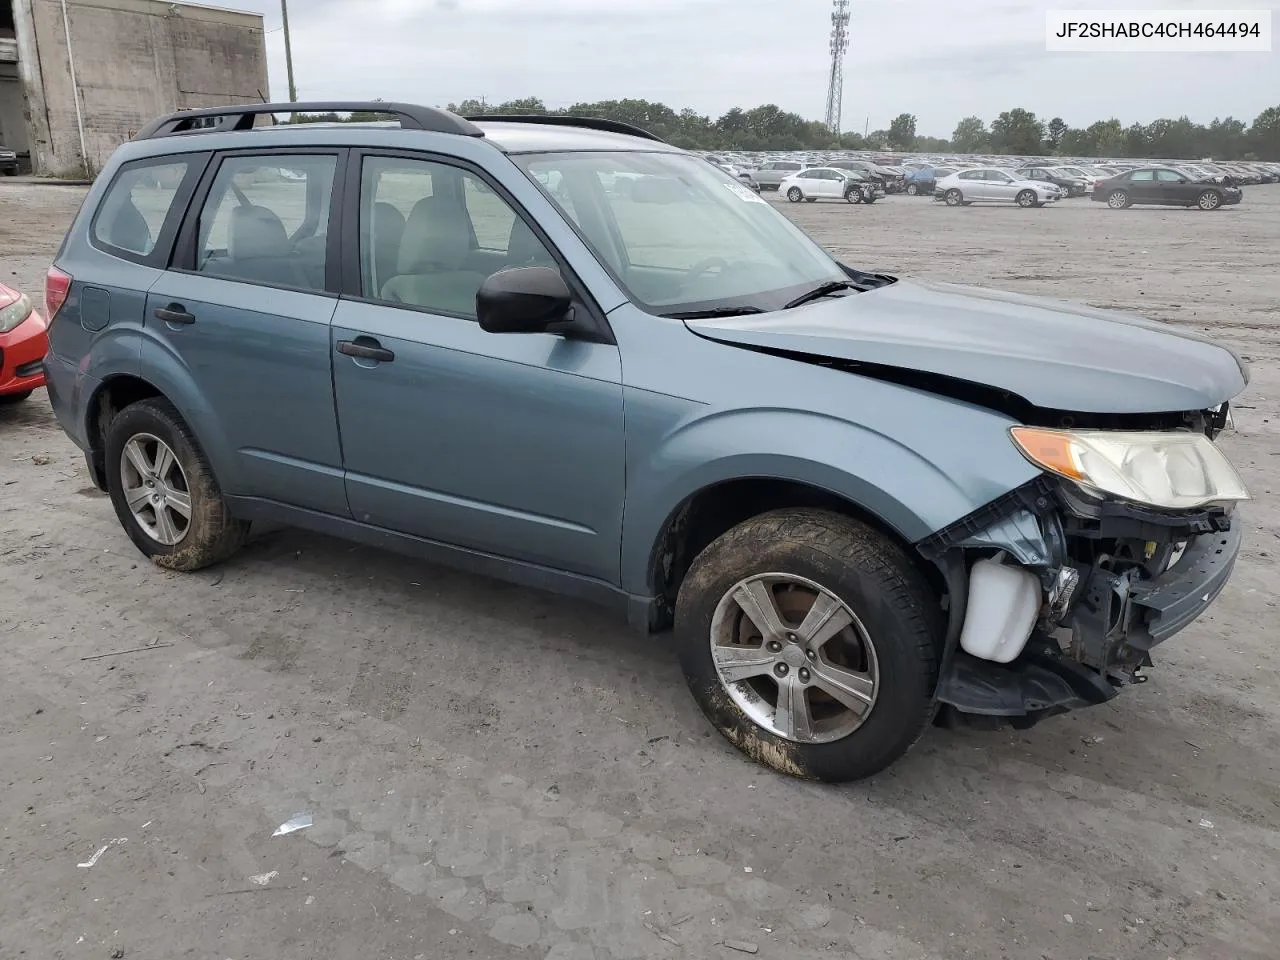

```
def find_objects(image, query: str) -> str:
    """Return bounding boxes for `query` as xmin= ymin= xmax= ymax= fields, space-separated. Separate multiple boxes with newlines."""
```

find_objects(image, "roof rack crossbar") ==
xmin=464 ymin=114 xmax=666 ymax=144
xmin=133 ymin=102 xmax=484 ymax=141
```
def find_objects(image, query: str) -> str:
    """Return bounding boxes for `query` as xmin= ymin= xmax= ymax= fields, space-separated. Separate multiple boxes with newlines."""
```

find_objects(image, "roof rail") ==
xmin=465 ymin=114 xmax=666 ymax=144
xmin=133 ymin=102 xmax=484 ymax=140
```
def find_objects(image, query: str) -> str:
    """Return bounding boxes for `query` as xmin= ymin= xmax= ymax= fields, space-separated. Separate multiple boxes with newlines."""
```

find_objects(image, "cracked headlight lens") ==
xmin=1010 ymin=427 xmax=1250 ymax=510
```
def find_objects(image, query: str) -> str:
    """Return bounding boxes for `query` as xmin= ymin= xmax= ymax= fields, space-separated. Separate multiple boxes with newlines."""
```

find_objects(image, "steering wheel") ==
xmin=680 ymin=257 xmax=730 ymax=288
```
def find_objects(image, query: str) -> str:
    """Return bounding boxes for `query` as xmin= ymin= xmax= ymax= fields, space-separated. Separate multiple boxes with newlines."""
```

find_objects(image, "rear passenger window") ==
xmin=195 ymin=154 xmax=337 ymax=293
xmin=93 ymin=160 xmax=191 ymax=258
xmin=360 ymin=156 xmax=555 ymax=319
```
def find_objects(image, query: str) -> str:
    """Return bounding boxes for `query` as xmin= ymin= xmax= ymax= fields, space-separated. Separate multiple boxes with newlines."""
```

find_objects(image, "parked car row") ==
xmin=715 ymin=151 xmax=1280 ymax=201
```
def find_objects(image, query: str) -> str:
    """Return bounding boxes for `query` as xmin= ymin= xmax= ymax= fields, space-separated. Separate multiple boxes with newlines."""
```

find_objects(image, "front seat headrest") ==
xmin=228 ymin=204 xmax=291 ymax=260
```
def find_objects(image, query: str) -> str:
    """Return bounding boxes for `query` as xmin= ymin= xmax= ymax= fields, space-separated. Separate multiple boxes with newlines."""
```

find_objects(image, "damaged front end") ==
xmin=918 ymin=409 xmax=1246 ymax=730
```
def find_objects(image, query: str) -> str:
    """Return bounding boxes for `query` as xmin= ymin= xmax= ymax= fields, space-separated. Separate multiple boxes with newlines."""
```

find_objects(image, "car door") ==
xmin=1155 ymin=168 xmax=1192 ymax=203
xmin=955 ymin=170 xmax=985 ymax=199
xmin=1125 ymin=169 xmax=1156 ymax=203
xmin=985 ymin=170 xmax=1017 ymax=202
xmin=144 ymin=149 xmax=349 ymax=515
xmin=819 ymin=170 xmax=844 ymax=198
xmin=329 ymin=152 xmax=625 ymax=582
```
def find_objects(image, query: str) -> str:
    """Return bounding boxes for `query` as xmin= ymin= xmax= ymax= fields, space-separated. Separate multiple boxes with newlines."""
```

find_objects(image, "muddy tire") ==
xmin=0 ymin=390 xmax=33 ymax=405
xmin=105 ymin=397 xmax=248 ymax=571
xmin=944 ymin=188 xmax=963 ymax=206
xmin=674 ymin=508 xmax=942 ymax=782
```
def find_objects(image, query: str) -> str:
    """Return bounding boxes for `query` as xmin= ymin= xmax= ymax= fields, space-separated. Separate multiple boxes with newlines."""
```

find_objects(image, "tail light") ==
xmin=45 ymin=266 xmax=72 ymax=321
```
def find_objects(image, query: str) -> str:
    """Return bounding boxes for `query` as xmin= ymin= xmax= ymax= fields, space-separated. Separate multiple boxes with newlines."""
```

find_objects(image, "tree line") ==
xmin=291 ymin=97 xmax=1280 ymax=161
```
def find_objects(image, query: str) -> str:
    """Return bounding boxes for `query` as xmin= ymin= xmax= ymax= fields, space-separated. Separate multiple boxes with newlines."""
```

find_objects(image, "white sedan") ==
xmin=778 ymin=167 xmax=881 ymax=204
xmin=934 ymin=168 xmax=1060 ymax=207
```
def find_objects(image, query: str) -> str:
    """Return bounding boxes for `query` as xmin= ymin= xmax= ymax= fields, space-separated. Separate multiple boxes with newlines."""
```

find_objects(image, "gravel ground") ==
xmin=2 ymin=180 xmax=1278 ymax=960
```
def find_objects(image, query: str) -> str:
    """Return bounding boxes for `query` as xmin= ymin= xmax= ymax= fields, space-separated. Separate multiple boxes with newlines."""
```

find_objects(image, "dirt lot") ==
xmin=2 ymin=181 xmax=1278 ymax=960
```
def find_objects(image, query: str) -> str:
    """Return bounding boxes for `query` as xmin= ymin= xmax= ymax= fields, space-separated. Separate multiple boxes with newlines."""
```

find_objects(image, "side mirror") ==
xmin=477 ymin=266 xmax=572 ymax=335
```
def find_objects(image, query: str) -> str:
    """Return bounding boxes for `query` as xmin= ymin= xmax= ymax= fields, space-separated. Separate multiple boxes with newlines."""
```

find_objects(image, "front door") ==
xmin=985 ymin=171 xmax=1018 ymax=202
xmin=330 ymin=153 xmax=626 ymax=583
xmin=1155 ymin=168 xmax=1193 ymax=203
xmin=145 ymin=150 xmax=347 ymax=514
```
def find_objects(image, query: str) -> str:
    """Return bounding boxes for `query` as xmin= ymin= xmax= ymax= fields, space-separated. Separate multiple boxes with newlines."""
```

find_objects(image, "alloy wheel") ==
xmin=708 ymin=573 xmax=879 ymax=744
xmin=120 ymin=433 xmax=192 ymax=545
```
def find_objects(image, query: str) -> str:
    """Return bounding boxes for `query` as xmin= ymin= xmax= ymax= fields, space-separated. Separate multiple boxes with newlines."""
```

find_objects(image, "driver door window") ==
xmin=359 ymin=156 xmax=557 ymax=319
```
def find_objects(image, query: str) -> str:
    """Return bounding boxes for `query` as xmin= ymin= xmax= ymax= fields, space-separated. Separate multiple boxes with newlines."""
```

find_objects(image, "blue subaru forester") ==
xmin=44 ymin=102 xmax=1250 ymax=781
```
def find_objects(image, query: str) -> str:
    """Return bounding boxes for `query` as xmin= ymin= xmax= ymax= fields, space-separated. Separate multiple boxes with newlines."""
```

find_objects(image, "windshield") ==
xmin=515 ymin=151 xmax=848 ymax=315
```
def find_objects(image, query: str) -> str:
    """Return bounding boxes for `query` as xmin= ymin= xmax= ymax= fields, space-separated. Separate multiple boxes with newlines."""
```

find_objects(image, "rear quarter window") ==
xmin=91 ymin=158 xmax=200 ymax=264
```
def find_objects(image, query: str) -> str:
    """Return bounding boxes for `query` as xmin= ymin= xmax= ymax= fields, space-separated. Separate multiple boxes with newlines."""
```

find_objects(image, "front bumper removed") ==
xmin=919 ymin=477 xmax=1243 ymax=727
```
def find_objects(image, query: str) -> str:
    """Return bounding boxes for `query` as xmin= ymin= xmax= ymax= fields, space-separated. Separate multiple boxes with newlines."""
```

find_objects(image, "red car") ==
xmin=0 ymin=282 xmax=48 ymax=404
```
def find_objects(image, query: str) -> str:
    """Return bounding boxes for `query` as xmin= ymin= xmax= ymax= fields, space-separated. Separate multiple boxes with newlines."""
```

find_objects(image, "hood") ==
xmin=686 ymin=279 xmax=1248 ymax=415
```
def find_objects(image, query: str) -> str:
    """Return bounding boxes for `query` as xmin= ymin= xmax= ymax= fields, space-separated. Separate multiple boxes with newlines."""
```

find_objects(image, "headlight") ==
xmin=1010 ymin=426 xmax=1250 ymax=510
xmin=0 ymin=292 xmax=32 ymax=334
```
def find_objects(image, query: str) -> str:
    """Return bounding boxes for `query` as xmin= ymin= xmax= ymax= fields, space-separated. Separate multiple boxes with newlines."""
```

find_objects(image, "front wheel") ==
xmin=1198 ymin=190 xmax=1222 ymax=210
xmin=844 ymin=188 xmax=862 ymax=204
xmin=786 ymin=187 xmax=803 ymax=203
xmin=675 ymin=509 xmax=941 ymax=782
xmin=944 ymin=189 xmax=963 ymax=206
xmin=1016 ymin=190 xmax=1036 ymax=208
xmin=105 ymin=397 xmax=249 ymax=571
xmin=906 ymin=183 xmax=919 ymax=196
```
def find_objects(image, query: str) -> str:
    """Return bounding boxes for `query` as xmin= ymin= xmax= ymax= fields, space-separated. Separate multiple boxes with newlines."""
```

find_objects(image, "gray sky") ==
xmin=222 ymin=0 xmax=1277 ymax=136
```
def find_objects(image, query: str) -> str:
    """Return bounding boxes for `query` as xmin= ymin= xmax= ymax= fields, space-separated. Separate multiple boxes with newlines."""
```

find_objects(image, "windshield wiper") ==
xmin=783 ymin=280 xmax=860 ymax=310
xmin=662 ymin=306 xmax=766 ymax=319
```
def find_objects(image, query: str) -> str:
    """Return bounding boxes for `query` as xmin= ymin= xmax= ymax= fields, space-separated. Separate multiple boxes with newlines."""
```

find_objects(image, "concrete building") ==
xmin=1 ymin=0 xmax=267 ymax=178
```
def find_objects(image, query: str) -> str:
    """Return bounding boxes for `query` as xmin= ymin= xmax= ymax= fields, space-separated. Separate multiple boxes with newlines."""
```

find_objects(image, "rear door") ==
xmin=144 ymin=149 xmax=348 ymax=514
xmin=329 ymin=151 xmax=625 ymax=582
xmin=1125 ymin=169 xmax=1157 ymax=203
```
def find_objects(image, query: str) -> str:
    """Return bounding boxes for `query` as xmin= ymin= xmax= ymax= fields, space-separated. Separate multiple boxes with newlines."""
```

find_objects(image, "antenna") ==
xmin=824 ymin=0 xmax=850 ymax=134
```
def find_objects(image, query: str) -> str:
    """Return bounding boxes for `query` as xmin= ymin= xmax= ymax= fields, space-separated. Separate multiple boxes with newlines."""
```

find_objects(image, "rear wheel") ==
xmin=1016 ymin=190 xmax=1036 ymax=208
xmin=786 ymin=187 xmax=803 ymax=203
xmin=105 ymin=398 xmax=249 ymax=571
xmin=906 ymin=183 xmax=919 ymax=196
xmin=944 ymin=189 xmax=963 ymax=206
xmin=1107 ymin=189 xmax=1131 ymax=209
xmin=674 ymin=509 xmax=941 ymax=782
xmin=1197 ymin=190 xmax=1222 ymax=210
xmin=0 ymin=390 xmax=33 ymax=405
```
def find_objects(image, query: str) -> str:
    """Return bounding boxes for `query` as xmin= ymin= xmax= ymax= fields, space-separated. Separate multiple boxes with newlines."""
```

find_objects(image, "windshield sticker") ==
xmin=723 ymin=180 xmax=766 ymax=204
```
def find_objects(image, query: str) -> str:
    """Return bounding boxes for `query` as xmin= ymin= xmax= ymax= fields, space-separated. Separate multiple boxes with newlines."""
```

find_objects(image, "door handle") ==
xmin=337 ymin=338 xmax=395 ymax=363
xmin=154 ymin=304 xmax=196 ymax=325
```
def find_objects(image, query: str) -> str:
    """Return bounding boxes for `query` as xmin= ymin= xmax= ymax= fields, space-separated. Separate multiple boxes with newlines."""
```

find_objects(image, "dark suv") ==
xmin=43 ymin=102 xmax=1250 ymax=783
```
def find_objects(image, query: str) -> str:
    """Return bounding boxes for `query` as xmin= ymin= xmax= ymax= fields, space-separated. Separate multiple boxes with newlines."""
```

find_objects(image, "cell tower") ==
xmin=824 ymin=0 xmax=851 ymax=134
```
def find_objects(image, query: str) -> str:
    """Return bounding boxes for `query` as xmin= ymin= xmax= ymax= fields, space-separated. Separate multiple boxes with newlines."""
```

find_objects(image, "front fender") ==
xmin=619 ymin=404 xmax=1041 ymax=596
